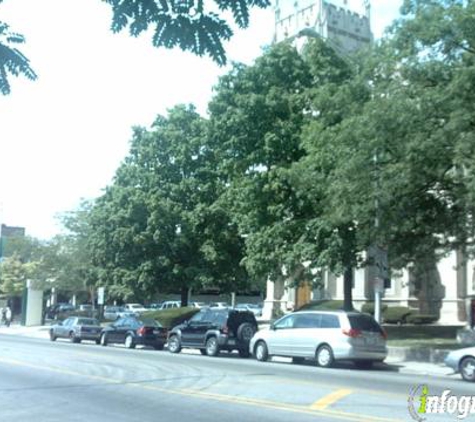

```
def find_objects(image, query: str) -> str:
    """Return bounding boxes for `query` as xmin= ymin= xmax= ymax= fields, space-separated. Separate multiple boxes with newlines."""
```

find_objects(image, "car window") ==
xmin=77 ymin=318 xmax=99 ymax=325
xmin=63 ymin=318 xmax=73 ymax=326
xmin=190 ymin=310 xmax=207 ymax=323
xmin=349 ymin=314 xmax=382 ymax=333
xmin=320 ymin=314 xmax=340 ymax=328
xmin=274 ymin=314 xmax=295 ymax=329
xmin=294 ymin=313 xmax=321 ymax=328
xmin=212 ymin=311 xmax=227 ymax=325
xmin=139 ymin=318 xmax=160 ymax=327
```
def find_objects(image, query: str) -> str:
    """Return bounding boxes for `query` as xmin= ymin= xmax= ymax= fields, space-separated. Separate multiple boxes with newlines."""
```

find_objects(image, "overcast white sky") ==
xmin=0 ymin=0 xmax=402 ymax=240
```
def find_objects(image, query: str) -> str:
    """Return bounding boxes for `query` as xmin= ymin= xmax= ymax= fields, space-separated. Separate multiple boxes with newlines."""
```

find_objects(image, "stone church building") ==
xmin=262 ymin=0 xmax=475 ymax=325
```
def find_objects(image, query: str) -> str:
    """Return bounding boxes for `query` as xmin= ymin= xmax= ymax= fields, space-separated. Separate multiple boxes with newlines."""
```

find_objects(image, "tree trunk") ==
xmin=343 ymin=265 xmax=354 ymax=311
xmin=180 ymin=286 xmax=189 ymax=307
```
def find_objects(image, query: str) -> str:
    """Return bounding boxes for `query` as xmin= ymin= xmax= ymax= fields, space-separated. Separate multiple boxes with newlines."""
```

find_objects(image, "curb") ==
xmin=388 ymin=346 xmax=450 ymax=364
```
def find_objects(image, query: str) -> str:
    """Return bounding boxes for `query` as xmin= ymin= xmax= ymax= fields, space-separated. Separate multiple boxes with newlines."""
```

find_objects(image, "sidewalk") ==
xmin=0 ymin=322 xmax=458 ymax=378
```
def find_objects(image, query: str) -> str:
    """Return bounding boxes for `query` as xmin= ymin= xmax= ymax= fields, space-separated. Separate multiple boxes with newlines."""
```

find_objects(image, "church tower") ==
xmin=273 ymin=0 xmax=372 ymax=54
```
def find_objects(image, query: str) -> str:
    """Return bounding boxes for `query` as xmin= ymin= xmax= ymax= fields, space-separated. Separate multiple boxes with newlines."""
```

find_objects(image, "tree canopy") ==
xmin=0 ymin=0 xmax=270 ymax=94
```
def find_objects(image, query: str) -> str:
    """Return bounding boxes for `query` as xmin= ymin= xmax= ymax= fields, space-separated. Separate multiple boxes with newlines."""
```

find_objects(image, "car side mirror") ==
xmin=270 ymin=323 xmax=275 ymax=331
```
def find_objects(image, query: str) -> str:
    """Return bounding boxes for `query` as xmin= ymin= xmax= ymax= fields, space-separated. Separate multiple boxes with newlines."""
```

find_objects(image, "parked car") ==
xmin=250 ymin=310 xmax=387 ymax=368
xmin=444 ymin=346 xmax=475 ymax=382
xmin=78 ymin=304 xmax=93 ymax=312
xmin=209 ymin=302 xmax=229 ymax=309
xmin=147 ymin=303 xmax=162 ymax=310
xmin=124 ymin=303 xmax=148 ymax=315
xmin=235 ymin=303 xmax=263 ymax=317
xmin=49 ymin=316 xmax=102 ymax=343
xmin=99 ymin=316 xmax=167 ymax=350
xmin=191 ymin=302 xmax=207 ymax=308
xmin=168 ymin=308 xmax=257 ymax=357
xmin=46 ymin=303 xmax=76 ymax=320
xmin=159 ymin=301 xmax=181 ymax=310
xmin=103 ymin=306 xmax=135 ymax=321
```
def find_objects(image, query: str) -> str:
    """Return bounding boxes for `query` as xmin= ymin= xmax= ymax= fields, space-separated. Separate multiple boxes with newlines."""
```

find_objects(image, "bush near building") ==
xmin=142 ymin=307 xmax=200 ymax=328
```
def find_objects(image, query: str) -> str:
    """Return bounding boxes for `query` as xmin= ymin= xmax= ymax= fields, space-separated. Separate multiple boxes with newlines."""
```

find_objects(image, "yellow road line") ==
xmin=0 ymin=356 xmax=404 ymax=422
xmin=311 ymin=388 xmax=353 ymax=410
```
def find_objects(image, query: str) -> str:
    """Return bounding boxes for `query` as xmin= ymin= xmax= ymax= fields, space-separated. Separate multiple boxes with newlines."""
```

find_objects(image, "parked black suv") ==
xmin=167 ymin=308 xmax=257 ymax=357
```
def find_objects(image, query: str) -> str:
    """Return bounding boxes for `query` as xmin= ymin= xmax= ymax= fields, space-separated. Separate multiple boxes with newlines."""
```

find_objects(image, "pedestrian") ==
xmin=5 ymin=306 xmax=12 ymax=327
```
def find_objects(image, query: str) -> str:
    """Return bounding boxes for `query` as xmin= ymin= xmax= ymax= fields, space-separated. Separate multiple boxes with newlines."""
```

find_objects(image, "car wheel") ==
xmin=205 ymin=336 xmax=219 ymax=357
xmin=199 ymin=349 xmax=207 ymax=355
xmin=49 ymin=330 xmax=57 ymax=342
xmin=255 ymin=341 xmax=269 ymax=362
xmin=460 ymin=356 xmax=475 ymax=382
xmin=237 ymin=323 xmax=256 ymax=342
xmin=168 ymin=335 xmax=181 ymax=353
xmin=292 ymin=357 xmax=305 ymax=364
xmin=354 ymin=360 xmax=373 ymax=370
xmin=69 ymin=331 xmax=79 ymax=344
xmin=100 ymin=333 xmax=108 ymax=346
xmin=95 ymin=338 xmax=101 ymax=345
xmin=316 ymin=345 xmax=334 ymax=368
xmin=125 ymin=334 xmax=136 ymax=349
xmin=238 ymin=348 xmax=251 ymax=358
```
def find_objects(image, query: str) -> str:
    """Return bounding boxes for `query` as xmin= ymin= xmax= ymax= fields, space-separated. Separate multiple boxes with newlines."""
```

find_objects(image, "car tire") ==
xmin=354 ymin=361 xmax=373 ymax=370
xmin=255 ymin=341 xmax=269 ymax=362
xmin=95 ymin=338 xmax=101 ymax=345
xmin=292 ymin=357 xmax=305 ymax=364
xmin=168 ymin=335 xmax=181 ymax=353
xmin=237 ymin=323 xmax=256 ymax=342
xmin=199 ymin=349 xmax=207 ymax=355
xmin=49 ymin=330 xmax=57 ymax=342
xmin=460 ymin=356 xmax=475 ymax=382
xmin=69 ymin=331 xmax=79 ymax=344
xmin=100 ymin=333 xmax=108 ymax=347
xmin=125 ymin=334 xmax=136 ymax=349
xmin=205 ymin=336 xmax=219 ymax=357
xmin=316 ymin=345 xmax=334 ymax=368
xmin=238 ymin=348 xmax=251 ymax=358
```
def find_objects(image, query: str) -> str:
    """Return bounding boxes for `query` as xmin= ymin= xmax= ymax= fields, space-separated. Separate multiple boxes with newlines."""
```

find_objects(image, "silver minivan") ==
xmin=249 ymin=310 xmax=387 ymax=368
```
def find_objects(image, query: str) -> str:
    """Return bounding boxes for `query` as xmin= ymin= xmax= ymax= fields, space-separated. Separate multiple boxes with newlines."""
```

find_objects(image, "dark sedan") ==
xmin=99 ymin=317 xmax=167 ymax=350
xmin=49 ymin=316 xmax=102 ymax=343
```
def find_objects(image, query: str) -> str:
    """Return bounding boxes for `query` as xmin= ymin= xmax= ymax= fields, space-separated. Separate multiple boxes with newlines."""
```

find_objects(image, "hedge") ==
xmin=142 ymin=307 xmax=200 ymax=328
xmin=297 ymin=300 xmax=345 ymax=311
xmin=361 ymin=302 xmax=388 ymax=315
xmin=382 ymin=306 xmax=413 ymax=324
xmin=405 ymin=313 xmax=438 ymax=325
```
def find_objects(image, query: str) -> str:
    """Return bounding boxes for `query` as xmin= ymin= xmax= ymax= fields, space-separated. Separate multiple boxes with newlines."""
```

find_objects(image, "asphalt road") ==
xmin=0 ymin=334 xmax=472 ymax=422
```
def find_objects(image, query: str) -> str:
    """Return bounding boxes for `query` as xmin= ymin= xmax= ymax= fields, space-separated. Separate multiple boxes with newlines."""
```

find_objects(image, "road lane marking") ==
xmin=0 ymin=356 xmax=404 ymax=422
xmin=311 ymin=388 xmax=353 ymax=410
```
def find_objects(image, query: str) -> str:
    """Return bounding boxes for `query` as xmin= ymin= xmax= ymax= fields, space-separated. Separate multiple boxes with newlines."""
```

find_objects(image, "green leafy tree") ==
xmin=87 ymin=104 xmax=248 ymax=303
xmin=0 ymin=16 xmax=37 ymax=95
xmin=209 ymin=42 xmax=319 ymax=298
xmin=0 ymin=0 xmax=271 ymax=94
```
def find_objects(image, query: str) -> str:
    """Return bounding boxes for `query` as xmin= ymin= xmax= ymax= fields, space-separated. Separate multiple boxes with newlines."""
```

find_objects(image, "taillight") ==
xmin=137 ymin=326 xmax=146 ymax=336
xmin=342 ymin=328 xmax=362 ymax=338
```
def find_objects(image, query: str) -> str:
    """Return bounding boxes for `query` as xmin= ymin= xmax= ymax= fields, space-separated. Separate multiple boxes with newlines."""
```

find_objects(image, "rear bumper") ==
xmin=334 ymin=344 xmax=388 ymax=362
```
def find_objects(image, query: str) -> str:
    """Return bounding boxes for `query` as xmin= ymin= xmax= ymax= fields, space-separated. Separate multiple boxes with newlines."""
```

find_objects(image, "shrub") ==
xmin=361 ymin=302 xmax=388 ymax=315
xmin=142 ymin=307 xmax=199 ymax=328
xmin=297 ymin=300 xmax=345 ymax=311
xmin=406 ymin=314 xmax=438 ymax=325
xmin=382 ymin=306 xmax=413 ymax=324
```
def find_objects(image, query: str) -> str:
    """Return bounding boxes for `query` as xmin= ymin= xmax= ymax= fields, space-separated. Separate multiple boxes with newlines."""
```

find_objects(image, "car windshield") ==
xmin=138 ymin=319 xmax=161 ymax=328
xmin=348 ymin=315 xmax=383 ymax=333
